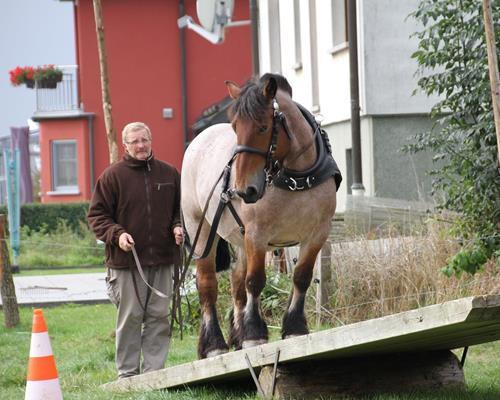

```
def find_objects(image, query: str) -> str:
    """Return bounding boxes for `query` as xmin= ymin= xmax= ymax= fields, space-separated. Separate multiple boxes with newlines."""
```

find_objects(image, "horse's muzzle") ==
xmin=237 ymin=185 xmax=261 ymax=203
xmin=236 ymin=170 xmax=266 ymax=204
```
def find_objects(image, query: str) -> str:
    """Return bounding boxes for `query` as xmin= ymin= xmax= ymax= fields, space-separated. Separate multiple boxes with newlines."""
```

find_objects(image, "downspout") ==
xmin=179 ymin=0 xmax=189 ymax=148
xmin=250 ymin=0 xmax=260 ymax=78
xmin=87 ymin=113 xmax=95 ymax=194
xmin=347 ymin=0 xmax=365 ymax=195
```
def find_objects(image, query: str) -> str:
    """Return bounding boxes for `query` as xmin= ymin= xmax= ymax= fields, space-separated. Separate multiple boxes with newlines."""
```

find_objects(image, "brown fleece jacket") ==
xmin=87 ymin=153 xmax=181 ymax=269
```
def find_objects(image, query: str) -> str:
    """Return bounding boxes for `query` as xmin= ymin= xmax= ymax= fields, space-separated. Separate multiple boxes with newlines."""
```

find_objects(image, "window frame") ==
xmin=330 ymin=0 xmax=349 ymax=55
xmin=50 ymin=139 xmax=79 ymax=194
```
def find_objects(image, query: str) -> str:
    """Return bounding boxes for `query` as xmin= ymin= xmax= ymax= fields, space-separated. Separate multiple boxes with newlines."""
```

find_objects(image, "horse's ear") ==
xmin=225 ymin=80 xmax=241 ymax=99
xmin=262 ymin=77 xmax=277 ymax=100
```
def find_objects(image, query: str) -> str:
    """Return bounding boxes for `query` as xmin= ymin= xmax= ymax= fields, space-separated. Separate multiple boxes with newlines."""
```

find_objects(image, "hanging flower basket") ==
xmin=34 ymin=65 xmax=63 ymax=89
xmin=37 ymin=78 xmax=59 ymax=89
xmin=8 ymin=65 xmax=63 ymax=89
xmin=9 ymin=66 xmax=35 ymax=88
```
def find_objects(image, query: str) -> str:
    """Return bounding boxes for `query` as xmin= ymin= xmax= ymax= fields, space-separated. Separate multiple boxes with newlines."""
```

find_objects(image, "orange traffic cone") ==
xmin=25 ymin=309 xmax=63 ymax=400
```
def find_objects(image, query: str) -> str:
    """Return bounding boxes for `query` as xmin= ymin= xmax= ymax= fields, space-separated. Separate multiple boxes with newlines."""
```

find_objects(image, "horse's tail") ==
xmin=215 ymin=239 xmax=231 ymax=272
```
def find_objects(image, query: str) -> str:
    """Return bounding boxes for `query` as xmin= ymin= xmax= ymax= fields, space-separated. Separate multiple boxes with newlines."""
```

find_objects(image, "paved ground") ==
xmin=0 ymin=272 xmax=109 ymax=307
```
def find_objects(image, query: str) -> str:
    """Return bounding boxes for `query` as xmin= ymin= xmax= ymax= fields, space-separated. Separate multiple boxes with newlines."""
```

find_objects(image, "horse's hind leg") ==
xmin=228 ymin=247 xmax=246 ymax=350
xmin=196 ymin=236 xmax=229 ymax=359
xmin=282 ymin=243 xmax=322 ymax=339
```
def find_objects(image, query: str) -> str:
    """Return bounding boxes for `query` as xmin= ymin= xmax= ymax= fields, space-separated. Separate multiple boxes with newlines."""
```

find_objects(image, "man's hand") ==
xmin=173 ymin=226 xmax=184 ymax=246
xmin=119 ymin=232 xmax=135 ymax=252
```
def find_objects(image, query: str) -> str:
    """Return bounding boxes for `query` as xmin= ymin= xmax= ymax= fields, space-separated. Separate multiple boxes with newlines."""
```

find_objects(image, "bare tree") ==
xmin=93 ymin=0 xmax=119 ymax=164
xmin=0 ymin=215 xmax=19 ymax=328
xmin=482 ymin=0 xmax=500 ymax=164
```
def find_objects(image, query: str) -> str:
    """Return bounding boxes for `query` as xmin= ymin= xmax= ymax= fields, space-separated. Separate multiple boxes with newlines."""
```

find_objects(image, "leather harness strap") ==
xmin=183 ymin=159 xmax=245 ymax=263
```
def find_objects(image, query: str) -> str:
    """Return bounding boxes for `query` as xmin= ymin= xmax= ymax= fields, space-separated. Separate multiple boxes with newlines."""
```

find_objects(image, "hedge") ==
xmin=0 ymin=202 xmax=90 ymax=233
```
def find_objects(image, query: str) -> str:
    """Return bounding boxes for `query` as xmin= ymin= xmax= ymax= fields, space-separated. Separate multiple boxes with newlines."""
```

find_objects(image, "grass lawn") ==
xmin=1 ymin=304 xmax=499 ymax=399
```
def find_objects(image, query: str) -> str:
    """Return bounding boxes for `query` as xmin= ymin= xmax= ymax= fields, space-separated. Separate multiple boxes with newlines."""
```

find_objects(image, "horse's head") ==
xmin=226 ymin=76 xmax=290 ymax=203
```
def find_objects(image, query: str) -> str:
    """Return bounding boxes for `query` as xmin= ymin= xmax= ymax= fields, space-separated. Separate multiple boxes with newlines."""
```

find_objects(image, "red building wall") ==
xmin=75 ymin=0 xmax=252 ymax=183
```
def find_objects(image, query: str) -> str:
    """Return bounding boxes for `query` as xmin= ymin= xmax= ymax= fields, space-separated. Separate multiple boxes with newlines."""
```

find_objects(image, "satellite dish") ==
xmin=197 ymin=0 xmax=234 ymax=32
xmin=178 ymin=0 xmax=246 ymax=45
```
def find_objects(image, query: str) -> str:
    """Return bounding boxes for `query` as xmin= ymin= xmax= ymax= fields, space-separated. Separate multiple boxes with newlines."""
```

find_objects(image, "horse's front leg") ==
xmin=241 ymin=237 xmax=268 ymax=348
xmin=282 ymin=244 xmax=322 ymax=339
xmin=196 ymin=242 xmax=229 ymax=358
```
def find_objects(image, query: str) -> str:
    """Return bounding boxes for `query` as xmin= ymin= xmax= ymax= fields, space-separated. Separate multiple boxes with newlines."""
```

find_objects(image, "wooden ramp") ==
xmin=103 ymin=295 xmax=500 ymax=393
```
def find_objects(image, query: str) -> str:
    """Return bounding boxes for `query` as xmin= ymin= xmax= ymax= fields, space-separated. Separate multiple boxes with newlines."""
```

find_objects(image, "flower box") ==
xmin=9 ymin=65 xmax=63 ymax=89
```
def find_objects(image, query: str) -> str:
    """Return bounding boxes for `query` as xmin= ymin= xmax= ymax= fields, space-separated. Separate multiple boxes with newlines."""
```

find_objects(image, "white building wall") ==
xmin=359 ymin=0 xmax=439 ymax=115
xmin=258 ymin=0 xmax=272 ymax=74
xmin=315 ymin=1 xmax=351 ymax=124
xmin=257 ymin=0 xmax=437 ymax=212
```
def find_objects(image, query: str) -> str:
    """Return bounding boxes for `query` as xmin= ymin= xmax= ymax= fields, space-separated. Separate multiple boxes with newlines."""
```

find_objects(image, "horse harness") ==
xmin=183 ymin=100 xmax=342 ymax=261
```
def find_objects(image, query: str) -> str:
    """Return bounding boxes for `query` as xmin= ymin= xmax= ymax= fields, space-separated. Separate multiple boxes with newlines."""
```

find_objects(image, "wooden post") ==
xmin=482 ymin=0 xmax=500 ymax=164
xmin=259 ymin=350 xmax=465 ymax=399
xmin=93 ymin=0 xmax=119 ymax=164
xmin=0 ymin=214 xmax=20 ymax=328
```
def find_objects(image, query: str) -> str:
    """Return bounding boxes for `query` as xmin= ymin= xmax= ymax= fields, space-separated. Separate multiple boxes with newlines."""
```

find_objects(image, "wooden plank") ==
xmin=102 ymin=295 xmax=500 ymax=392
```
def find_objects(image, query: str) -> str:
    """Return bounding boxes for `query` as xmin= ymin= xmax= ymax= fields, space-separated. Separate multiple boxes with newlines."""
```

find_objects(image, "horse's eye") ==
xmin=258 ymin=126 xmax=268 ymax=135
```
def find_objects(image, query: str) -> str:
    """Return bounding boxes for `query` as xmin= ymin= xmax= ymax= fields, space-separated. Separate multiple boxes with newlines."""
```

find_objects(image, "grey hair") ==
xmin=122 ymin=122 xmax=152 ymax=144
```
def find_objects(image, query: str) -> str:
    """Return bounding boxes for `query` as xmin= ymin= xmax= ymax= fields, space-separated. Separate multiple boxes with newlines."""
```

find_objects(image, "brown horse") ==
xmin=181 ymin=73 xmax=342 ymax=358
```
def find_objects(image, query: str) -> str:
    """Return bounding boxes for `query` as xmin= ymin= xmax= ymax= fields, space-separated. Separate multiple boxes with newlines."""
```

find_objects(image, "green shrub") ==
xmin=0 ymin=202 xmax=90 ymax=233
xmin=18 ymin=220 xmax=104 ymax=268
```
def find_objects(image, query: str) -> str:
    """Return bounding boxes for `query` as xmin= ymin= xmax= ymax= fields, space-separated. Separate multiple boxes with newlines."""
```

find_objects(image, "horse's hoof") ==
xmin=242 ymin=339 xmax=267 ymax=349
xmin=283 ymin=332 xmax=308 ymax=340
xmin=205 ymin=348 xmax=229 ymax=358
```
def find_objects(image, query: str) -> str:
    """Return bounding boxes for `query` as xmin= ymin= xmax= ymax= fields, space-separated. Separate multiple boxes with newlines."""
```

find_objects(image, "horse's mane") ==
xmin=230 ymin=73 xmax=293 ymax=122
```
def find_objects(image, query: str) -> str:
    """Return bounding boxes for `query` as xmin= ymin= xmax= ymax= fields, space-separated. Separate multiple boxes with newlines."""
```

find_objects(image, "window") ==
xmin=293 ymin=0 xmax=302 ymax=71
xmin=51 ymin=140 xmax=78 ymax=193
xmin=309 ymin=0 xmax=320 ymax=112
xmin=331 ymin=0 xmax=348 ymax=53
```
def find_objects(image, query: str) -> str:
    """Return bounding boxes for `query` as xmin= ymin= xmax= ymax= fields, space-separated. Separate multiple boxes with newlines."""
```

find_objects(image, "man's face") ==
xmin=124 ymin=128 xmax=152 ymax=160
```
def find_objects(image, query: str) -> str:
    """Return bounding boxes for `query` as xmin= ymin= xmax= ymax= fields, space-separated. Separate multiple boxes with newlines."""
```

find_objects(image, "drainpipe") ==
xmin=347 ymin=0 xmax=365 ymax=195
xmin=87 ymin=113 xmax=95 ymax=194
xmin=250 ymin=0 xmax=260 ymax=78
xmin=179 ymin=0 xmax=189 ymax=148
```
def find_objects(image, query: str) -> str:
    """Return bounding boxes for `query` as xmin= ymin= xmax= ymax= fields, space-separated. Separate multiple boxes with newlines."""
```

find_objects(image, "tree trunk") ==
xmin=259 ymin=351 xmax=465 ymax=399
xmin=93 ymin=0 xmax=119 ymax=164
xmin=0 ymin=214 xmax=20 ymax=328
xmin=482 ymin=0 xmax=500 ymax=164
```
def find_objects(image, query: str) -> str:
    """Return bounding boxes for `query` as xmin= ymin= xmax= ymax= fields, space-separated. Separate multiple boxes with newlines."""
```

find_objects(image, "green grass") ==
xmin=1 ymin=304 xmax=499 ymax=399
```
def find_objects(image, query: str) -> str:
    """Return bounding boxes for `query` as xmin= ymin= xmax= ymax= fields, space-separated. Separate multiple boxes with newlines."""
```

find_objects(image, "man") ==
xmin=88 ymin=121 xmax=183 ymax=378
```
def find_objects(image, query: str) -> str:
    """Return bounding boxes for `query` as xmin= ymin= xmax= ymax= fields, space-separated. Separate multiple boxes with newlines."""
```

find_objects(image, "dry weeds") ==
xmin=315 ymin=221 xmax=499 ymax=326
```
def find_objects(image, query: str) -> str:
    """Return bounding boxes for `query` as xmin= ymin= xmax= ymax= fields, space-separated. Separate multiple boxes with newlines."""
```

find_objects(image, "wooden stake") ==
xmin=93 ymin=0 xmax=119 ymax=164
xmin=0 ymin=214 xmax=20 ymax=328
xmin=482 ymin=0 xmax=500 ymax=164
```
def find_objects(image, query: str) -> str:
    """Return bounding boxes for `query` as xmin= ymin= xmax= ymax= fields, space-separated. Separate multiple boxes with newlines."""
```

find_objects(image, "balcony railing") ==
xmin=33 ymin=65 xmax=82 ymax=117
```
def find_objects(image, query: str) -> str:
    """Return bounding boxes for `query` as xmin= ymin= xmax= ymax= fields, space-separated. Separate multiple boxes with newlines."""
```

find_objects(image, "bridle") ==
xmin=232 ymin=99 xmax=293 ymax=185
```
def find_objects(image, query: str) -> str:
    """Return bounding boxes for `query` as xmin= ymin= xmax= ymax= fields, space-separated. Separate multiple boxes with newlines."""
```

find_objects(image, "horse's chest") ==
xmin=243 ymin=183 xmax=336 ymax=242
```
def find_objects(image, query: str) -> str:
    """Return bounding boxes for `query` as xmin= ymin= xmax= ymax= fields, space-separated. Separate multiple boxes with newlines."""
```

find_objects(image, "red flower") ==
xmin=8 ymin=66 xmax=35 ymax=86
